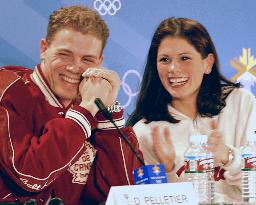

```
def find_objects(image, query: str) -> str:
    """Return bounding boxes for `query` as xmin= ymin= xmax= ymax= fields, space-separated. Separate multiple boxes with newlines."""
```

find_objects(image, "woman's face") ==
xmin=157 ymin=36 xmax=214 ymax=103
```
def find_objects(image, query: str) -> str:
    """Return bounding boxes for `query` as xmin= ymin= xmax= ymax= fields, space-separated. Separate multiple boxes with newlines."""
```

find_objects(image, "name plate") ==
xmin=106 ymin=182 xmax=198 ymax=205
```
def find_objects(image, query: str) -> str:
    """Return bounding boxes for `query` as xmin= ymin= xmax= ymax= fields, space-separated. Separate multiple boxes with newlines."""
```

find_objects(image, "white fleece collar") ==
xmin=167 ymin=104 xmax=192 ymax=121
xmin=31 ymin=65 xmax=63 ymax=108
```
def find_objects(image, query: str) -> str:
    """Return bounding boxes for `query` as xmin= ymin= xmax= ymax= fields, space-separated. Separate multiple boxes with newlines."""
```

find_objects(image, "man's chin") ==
xmin=56 ymin=92 xmax=78 ymax=102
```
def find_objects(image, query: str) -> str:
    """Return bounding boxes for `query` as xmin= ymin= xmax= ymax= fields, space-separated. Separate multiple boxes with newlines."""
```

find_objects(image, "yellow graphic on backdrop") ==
xmin=230 ymin=48 xmax=256 ymax=81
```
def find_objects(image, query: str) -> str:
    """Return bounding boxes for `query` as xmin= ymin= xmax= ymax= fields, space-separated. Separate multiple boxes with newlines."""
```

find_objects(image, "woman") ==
xmin=127 ymin=17 xmax=256 ymax=202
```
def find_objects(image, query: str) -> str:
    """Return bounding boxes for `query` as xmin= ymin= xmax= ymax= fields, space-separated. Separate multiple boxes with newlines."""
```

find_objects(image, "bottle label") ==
xmin=205 ymin=157 xmax=214 ymax=172
xmin=205 ymin=153 xmax=214 ymax=172
xmin=242 ymin=153 xmax=256 ymax=170
xmin=184 ymin=155 xmax=210 ymax=173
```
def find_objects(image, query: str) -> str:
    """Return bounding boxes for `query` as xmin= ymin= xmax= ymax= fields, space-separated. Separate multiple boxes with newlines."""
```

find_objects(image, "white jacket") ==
xmin=133 ymin=88 xmax=256 ymax=203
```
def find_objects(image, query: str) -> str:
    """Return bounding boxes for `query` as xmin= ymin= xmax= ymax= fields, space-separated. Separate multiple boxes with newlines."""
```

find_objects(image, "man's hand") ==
xmin=82 ymin=67 xmax=121 ymax=105
xmin=79 ymin=73 xmax=111 ymax=116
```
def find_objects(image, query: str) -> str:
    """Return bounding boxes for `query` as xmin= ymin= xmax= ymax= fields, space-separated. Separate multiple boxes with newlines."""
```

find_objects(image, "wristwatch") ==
xmin=220 ymin=148 xmax=234 ymax=167
xmin=107 ymin=101 xmax=122 ymax=113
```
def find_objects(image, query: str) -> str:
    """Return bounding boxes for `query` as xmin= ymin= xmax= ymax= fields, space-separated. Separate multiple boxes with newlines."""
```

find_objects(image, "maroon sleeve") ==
xmin=0 ymin=70 xmax=97 ymax=192
xmin=0 ymin=107 xmax=96 ymax=193
xmin=81 ymin=110 xmax=144 ymax=204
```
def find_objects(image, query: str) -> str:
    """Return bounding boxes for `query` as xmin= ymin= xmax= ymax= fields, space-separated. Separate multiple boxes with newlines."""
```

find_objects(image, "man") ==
xmin=0 ymin=5 xmax=142 ymax=205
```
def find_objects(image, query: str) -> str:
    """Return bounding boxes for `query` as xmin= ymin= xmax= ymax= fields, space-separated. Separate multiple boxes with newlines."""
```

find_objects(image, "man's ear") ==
xmin=40 ymin=39 xmax=48 ymax=60
xmin=204 ymin=53 xmax=215 ymax=74
xmin=98 ymin=54 xmax=104 ymax=66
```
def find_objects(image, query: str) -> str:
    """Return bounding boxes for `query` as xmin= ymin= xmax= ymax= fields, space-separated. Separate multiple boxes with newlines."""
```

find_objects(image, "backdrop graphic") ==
xmin=0 ymin=0 xmax=255 ymax=118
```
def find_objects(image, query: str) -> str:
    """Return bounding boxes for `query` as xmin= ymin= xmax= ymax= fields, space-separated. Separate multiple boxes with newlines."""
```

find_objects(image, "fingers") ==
xmin=152 ymin=126 xmax=161 ymax=150
xmin=82 ymin=67 xmax=106 ymax=77
xmin=208 ymin=118 xmax=221 ymax=151
xmin=207 ymin=118 xmax=231 ymax=166
xmin=163 ymin=127 xmax=172 ymax=145
xmin=82 ymin=67 xmax=103 ymax=77
xmin=79 ymin=75 xmax=111 ymax=100
xmin=151 ymin=126 xmax=175 ymax=172
xmin=82 ymin=68 xmax=120 ymax=83
xmin=81 ymin=67 xmax=121 ymax=106
xmin=82 ymin=68 xmax=108 ymax=84
xmin=152 ymin=126 xmax=172 ymax=146
xmin=209 ymin=130 xmax=221 ymax=141
xmin=80 ymin=75 xmax=111 ymax=90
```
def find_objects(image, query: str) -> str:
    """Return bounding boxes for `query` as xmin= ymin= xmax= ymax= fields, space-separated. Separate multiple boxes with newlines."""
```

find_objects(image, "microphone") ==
xmin=94 ymin=98 xmax=113 ymax=122
xmin=94 ymin=98 xmax=145 ymax=166
xmin=94 ymin=98 xmax=167 ymax=185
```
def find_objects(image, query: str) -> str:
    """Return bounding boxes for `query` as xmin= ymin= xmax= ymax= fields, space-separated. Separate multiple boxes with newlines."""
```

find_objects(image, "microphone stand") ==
xmin=94 ymin=98 xmax=144 ymax=166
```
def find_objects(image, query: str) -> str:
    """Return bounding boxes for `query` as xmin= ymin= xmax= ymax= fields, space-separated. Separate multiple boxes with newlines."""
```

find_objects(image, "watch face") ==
xmin=107 ymin=101 xmax=121 ymax=113
xmin=222 ymin=148 xmax=234 ymax=167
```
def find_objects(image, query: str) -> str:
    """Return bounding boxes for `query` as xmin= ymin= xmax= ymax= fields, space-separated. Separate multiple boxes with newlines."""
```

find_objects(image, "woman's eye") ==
xmin=181 ymin=56 xmax=190 ymax=61
xmin=159 ymin=57 xmax=169 ymax=63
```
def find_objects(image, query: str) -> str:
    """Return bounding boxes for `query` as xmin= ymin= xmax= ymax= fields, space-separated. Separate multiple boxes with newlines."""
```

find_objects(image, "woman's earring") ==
xmin=205 ymin=67 xmax=211 ymax=74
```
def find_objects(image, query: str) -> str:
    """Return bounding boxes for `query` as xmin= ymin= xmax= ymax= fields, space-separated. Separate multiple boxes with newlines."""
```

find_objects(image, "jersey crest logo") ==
xmin=68 ymin=142 xmax=96 ymax=184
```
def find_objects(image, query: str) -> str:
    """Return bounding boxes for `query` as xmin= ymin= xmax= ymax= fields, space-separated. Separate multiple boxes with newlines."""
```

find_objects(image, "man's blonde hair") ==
xmin=46 ymin=5 xmax=109 ymax=50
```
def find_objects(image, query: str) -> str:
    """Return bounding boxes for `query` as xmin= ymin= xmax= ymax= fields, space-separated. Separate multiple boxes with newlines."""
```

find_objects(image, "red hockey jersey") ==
xmin=0 ymin=65 xmax=143 ymax=205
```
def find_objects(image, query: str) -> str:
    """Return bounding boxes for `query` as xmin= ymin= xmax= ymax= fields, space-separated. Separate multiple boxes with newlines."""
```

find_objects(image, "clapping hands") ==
xmin=151 ymin=126 xmax=176 ymax=172
xmin=207 ymin=119 xmax=230 ymax=167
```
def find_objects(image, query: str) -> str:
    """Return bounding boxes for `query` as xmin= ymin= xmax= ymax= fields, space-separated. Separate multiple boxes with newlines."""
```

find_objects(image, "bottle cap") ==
xmin=200 ymin=135 xmax=208 ymax=144
xmin=247 ymin=132 xmax=256 ymax=142
xmin=190 ymin=135 xmax=207 ymax=144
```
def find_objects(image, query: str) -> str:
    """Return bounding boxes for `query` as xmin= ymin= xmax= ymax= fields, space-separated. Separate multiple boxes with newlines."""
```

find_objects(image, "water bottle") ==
xmin=201 ymin=135 xmax=215 ymax=203
xmin=184 ymin=135 xmax=214 ymax=204
xmin=241 ymin=133 xmax=256 ymax=203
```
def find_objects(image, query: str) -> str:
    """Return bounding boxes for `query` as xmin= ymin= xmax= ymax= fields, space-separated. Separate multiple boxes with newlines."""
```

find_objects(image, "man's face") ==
xmin=40 ymin=28 xmax=103 ymax=105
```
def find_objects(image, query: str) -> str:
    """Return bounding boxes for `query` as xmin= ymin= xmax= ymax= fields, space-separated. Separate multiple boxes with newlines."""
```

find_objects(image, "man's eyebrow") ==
xmin=57 ymin=49 xmax=72 ymax=53
xmin=82 ymin=55 xmax=99 ymax=59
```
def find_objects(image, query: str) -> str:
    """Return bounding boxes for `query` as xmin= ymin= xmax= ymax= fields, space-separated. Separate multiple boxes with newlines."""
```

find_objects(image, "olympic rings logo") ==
xmin=121 ymin=69 xmax=142 ymax=108
xmin=93 ymin=0 xmax=121 ymax=16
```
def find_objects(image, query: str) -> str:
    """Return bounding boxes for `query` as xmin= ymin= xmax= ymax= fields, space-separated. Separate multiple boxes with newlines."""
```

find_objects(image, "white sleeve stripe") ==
xmin=98 ymin=117 xmax=124 ymax=123
xmin=119 ymin=137 xmax=131 ymax=185
xmin=97 ymin=118 xmax=125 ymax=130
xmin=0 ymin=77 xmax=20 ymax=102
xmin=66 ymin=109 xmax=91 ymax=138
xmin=68 ymin=109 xmax=90 ymax=125
xmin=2 ymin=193 xmax=12 ymax=200
xmin=66 ymin=115 xmax=89 ymax=138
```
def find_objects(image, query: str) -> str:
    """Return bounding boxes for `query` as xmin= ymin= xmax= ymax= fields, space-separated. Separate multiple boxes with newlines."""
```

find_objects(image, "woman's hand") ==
xmin=207 ymin=119 xmax=230 ymax=166
xmin=151 ymin=126 xmax=176 ymax=172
